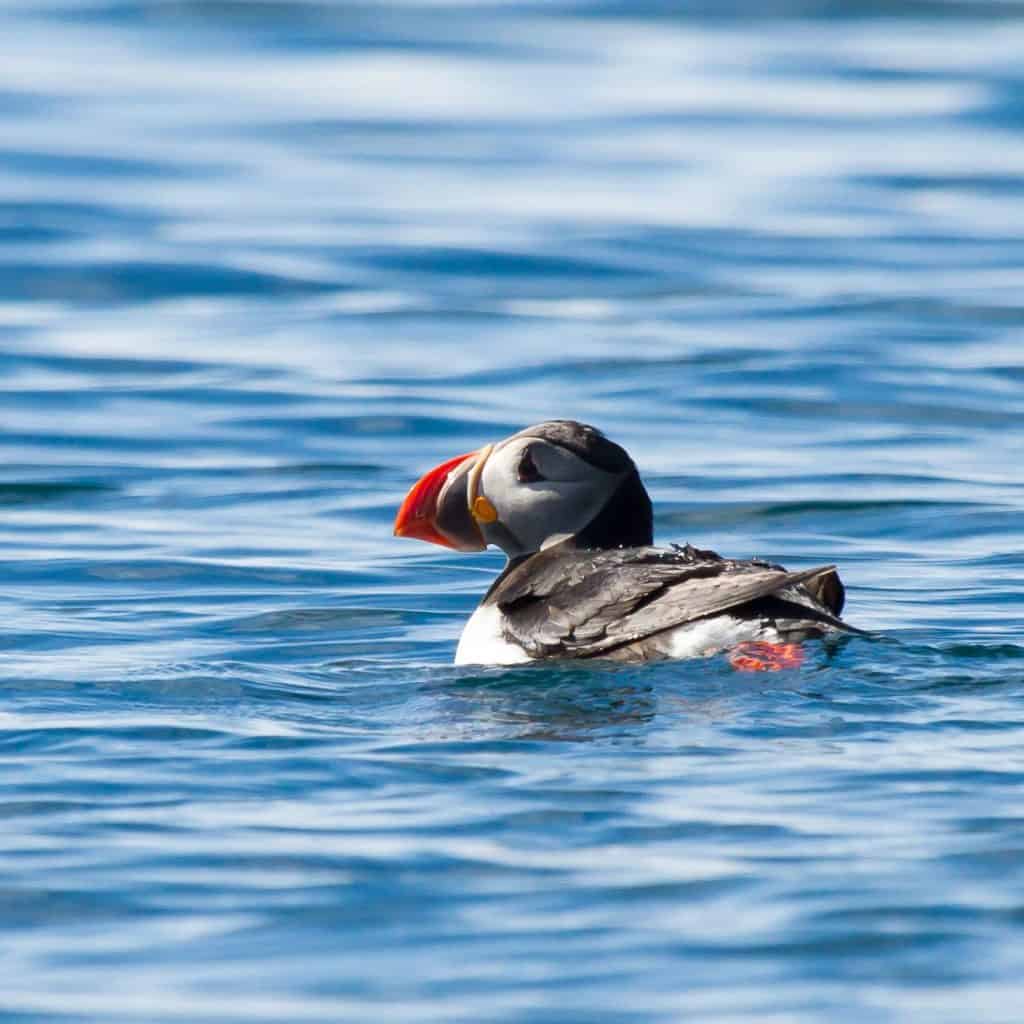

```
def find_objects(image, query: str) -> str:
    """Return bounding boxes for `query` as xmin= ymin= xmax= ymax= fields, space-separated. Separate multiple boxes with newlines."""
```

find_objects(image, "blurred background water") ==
xmin=1 ymin=1 xmax=1024 ymax=1020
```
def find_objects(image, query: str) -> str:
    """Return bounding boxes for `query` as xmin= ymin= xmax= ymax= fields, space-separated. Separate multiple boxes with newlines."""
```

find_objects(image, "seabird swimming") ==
xmin=393 ymin=420 xmax=857 ymax=669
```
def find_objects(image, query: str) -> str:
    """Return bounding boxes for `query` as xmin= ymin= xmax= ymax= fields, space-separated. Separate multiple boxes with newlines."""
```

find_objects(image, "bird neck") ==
xmin=574 ymin=467 xmax=653 ymax=550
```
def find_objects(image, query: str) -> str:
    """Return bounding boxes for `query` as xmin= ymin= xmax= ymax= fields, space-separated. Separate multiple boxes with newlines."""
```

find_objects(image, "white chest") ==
xmin=454 ymin=604 xmax=531 ymax=666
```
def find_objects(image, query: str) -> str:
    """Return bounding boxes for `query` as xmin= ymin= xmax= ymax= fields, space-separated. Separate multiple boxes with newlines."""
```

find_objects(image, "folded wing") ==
xmin=486 ymin=540 xmax=852 ymax=659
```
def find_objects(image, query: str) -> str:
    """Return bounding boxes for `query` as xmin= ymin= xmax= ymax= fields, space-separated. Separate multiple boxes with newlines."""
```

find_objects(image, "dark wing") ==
xmin=486 ymin=540 xmax=852 ymax=660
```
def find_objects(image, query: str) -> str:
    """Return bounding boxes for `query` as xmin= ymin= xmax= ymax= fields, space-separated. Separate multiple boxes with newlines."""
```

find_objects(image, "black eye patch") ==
xmin=516 ymin=447 xmax=544 ymax=484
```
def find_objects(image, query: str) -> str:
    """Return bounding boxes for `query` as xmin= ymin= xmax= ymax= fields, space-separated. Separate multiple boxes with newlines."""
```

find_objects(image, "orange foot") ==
xmin=729 ymin=641 xmax=804 ymax=672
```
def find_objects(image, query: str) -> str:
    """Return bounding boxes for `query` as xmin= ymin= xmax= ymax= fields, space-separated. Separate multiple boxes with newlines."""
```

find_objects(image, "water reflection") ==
xmin=423 ymin=652 xmax=857 ymax=743
xmin=431 ymin=664 xmax=659 ymax=741
xmin=3 ymin=0 xmax=1024 ymax=1019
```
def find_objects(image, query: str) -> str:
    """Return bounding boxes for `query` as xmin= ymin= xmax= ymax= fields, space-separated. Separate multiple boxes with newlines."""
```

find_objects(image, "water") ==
xmin=2 ymin=1 xmax=1024 ymax=1019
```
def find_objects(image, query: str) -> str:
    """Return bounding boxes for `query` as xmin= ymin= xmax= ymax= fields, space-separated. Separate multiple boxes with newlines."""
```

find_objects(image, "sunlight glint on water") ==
xmin=1 ymin=2 xmax=1024 ymax=1021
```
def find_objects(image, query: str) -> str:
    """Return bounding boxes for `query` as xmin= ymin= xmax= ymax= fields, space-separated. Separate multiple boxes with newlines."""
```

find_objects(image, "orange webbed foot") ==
xmin=729 ymin=641 xmax=804 ymax=672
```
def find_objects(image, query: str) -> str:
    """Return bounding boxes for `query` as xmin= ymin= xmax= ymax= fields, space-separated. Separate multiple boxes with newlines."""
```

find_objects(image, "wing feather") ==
xmin=487 ymin=541 xmax=849 ymax=659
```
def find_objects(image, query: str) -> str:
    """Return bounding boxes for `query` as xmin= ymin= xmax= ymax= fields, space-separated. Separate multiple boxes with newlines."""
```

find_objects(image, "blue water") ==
xmin=2 ymin=1 xmax=1024 ymax=1020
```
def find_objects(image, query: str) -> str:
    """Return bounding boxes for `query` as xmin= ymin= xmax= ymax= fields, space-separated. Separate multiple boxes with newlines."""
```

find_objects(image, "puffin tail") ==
xmin=775 ymin=565 xmax=873 ymax=637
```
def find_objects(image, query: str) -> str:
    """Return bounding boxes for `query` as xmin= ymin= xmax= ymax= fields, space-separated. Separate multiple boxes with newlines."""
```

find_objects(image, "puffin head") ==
xmin=393 ymin=420 xmax=653 ymax=559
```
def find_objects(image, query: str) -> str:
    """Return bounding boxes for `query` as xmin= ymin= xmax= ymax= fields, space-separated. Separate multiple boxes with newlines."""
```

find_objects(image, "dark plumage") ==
xmin=394 ymin=419 xmax=861 ymax=665
xmin=483 ymin=540 xmax=854 ymax=662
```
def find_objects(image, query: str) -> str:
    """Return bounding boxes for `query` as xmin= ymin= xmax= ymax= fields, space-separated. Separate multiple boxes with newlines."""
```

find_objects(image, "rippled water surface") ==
xmin=2 ymin=1 xmax=1024 ymax=1020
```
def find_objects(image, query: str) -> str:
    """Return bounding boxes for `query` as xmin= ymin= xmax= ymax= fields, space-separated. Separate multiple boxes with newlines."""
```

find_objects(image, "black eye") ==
xmin=516 ymin=447 xmax=544 ymax=484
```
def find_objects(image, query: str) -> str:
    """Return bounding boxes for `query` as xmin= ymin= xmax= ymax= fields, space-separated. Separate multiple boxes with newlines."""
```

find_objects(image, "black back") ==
xmin=485 ymin=540 xmax=852 ymax=660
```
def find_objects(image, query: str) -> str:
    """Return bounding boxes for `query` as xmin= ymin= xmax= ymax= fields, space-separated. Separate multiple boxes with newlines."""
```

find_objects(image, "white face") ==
xmin=477 ymin=436 xmax=625 ymax=556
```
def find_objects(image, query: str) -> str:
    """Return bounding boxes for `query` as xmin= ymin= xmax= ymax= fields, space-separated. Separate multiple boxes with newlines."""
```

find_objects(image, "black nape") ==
xmin=574 ymin=468 xmax=653 ymax=550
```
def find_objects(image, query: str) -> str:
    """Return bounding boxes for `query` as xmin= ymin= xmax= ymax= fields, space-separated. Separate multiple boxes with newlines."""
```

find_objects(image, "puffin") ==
xmin=393 ymin=420 xmax=858 ymax=669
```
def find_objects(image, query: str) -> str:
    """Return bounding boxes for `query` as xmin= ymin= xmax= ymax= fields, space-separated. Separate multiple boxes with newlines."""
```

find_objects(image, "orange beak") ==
xmin=393 ymin=450 xmax=486 ymax=551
